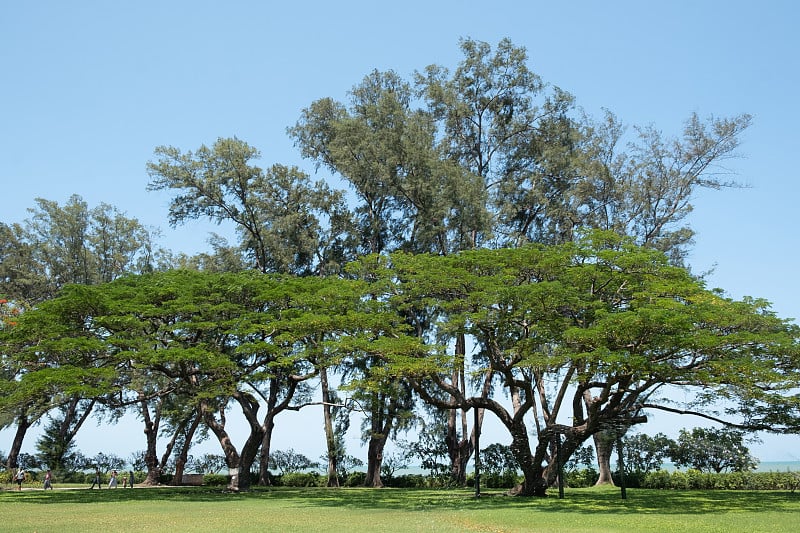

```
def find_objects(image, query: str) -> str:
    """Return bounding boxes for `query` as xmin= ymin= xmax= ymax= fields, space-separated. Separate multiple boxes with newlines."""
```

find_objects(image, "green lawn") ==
xmin=1 ymin=485 xmax=799 ymax=532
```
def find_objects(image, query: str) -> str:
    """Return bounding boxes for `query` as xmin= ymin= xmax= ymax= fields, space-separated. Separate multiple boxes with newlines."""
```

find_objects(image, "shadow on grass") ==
xmin=3 ymin=485 xmax=798 ymax=515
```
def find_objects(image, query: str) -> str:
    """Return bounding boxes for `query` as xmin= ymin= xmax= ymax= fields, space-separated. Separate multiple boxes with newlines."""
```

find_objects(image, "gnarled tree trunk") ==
xmin=593 ymin=430 xmax=616 ymax=486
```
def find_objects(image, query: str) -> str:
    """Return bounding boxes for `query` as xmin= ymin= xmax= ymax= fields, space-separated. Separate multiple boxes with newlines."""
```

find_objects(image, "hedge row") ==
xmin=640 ymin=469 xmax=800 ymax=491
xmin=188 ymin=469 xmax=800 ymax=491
xmin=4 ymin=469 xmax=798 ymax=491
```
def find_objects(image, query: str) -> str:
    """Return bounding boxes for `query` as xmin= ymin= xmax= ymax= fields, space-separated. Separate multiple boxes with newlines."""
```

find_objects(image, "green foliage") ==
xmin=344 ymin=471 xmax=367 ymax=487
xmin=480 ymin=443 xmax=519 ymax=476
xmin=474 ymin=470 xmax=522 ymax=489
xmin=279 ymin=472 xmax=322 ymax=487
xmin=564 ymin=444 xmax=595 ymax=472
xmin=564 ymin=468 xmax=599 ymax=488
xmin=35 ymin=416 xmax=79 ymax=474
xmin=90 ymin=452 xmax=126 ymax=473
xmin=202 ymin=474 xmax=229 ymax=486
xmin=620 ymin=432 xmax=673 ymax=475
xmin=147 ymin=138 xmax=346 ymax=275
xmin=189 ymin=454 xmax=227 ymax=475
xmin=269 ymin=449 xmax=320 ymax=475
xmin=668 ymin=427 xmax=759 ymax=473
xmin=478 ymin=443 xmax=521 ymax=488
xmin=642 ymin=469 xmax=800 ymax=491
xmin=399 ymin=420 xmax=450 ymax=483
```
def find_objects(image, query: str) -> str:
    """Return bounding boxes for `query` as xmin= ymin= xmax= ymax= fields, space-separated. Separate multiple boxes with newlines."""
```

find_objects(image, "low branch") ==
xmin=641 ymin=403 xmax=773 ymax=432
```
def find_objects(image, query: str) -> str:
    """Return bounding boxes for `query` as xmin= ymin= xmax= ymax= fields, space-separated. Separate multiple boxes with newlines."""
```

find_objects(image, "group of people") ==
xmin=12 ymin=468 xmax=55 ymax=490
xmin=90 ymin=469 xmax=135 ymax=489
xmin=11 ymin=468 xmax=135 ymax=491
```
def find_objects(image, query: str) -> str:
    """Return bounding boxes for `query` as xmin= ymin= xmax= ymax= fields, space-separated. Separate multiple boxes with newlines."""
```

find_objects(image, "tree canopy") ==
xmin=1 ymin=37 xmax=795 ymax=497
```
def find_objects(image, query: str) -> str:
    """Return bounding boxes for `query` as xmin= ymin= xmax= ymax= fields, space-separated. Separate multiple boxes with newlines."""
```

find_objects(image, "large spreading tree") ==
xmin=381 ymin=233 xmax=799 ymax=496
xmin=2 ymin=37 xmax=797 ymax=499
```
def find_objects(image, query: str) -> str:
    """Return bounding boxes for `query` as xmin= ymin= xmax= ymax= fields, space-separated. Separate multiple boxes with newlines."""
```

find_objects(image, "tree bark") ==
xmin=258 ymin=412 xmax=276 ymax=486
xmin=364 ymin=391 xmax=396 ymax=488
xmin=507 ymin=419 xmax=548 ymax=497
xmin=172 ymin=412 xmax=202 ymax=485
xmin=445 ymin=333 xmax=472 ymax=486
xmin=203 ymin=393 xmax=265 ymax=492
xmin=365 ymin=435 xmax=387 ymax=488
xmin=5 ymin=411 xmax=30 ymax=471
xmin=320 ymin=367 xmax=339 ymax=487
xmin=141 ymin=396 xmax=162 ymax=485
xmin=593 ymin=430 xmax=616 ymax=486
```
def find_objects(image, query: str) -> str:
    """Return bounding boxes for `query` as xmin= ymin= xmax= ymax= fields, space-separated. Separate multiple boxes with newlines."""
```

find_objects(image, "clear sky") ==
xmin=2 ymin=1 xmax=798 ymax=464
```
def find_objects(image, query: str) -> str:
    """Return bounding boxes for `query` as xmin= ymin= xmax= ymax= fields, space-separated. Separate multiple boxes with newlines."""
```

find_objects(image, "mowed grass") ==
xmin=2 ymin=485 xmax=799 ymax=533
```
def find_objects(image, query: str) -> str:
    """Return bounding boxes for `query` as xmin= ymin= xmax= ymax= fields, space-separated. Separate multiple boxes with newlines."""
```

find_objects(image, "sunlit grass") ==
xmin=2 ymin=485 xmax=799 ymax=532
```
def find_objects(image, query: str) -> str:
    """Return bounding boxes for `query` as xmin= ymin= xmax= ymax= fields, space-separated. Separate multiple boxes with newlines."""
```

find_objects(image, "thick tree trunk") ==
xmin=203 ymin=395 xmax=264 ymax=492
xmin=446 ymin=333 xmax=472 ymax=486
xmin=258 ymin=413 xmax=276 ymax=486
xmin=320 ymin=367 xmax=339 ymax=487
xmin=364 ymin=389 xmax=402 ymax=489
xmin=141 ymin=398 xmax=162 ymax=486
xmin=172 ymin=413 xmax=201 ymax=485
xmin=6 ymin=412 xmax=30 ymax=471
xmin=593 ymin=431 xmax=616 ymax=486
xmin=237 ymin=430 xmax=263 ymax=491
xmin=257 ymin=380 xmax=282 ymax=486
xmin=446 ymin=424 xmax=472 ymax=487
xmin=507 ymin=420 xmax=548 ymax=497
xmin=365 ymin=436 xmax=387 ymax=488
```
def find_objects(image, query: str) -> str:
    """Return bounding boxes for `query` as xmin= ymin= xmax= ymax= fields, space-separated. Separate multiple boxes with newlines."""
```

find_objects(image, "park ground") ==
xmin=1 ymin=485 xmax=799 ymax=532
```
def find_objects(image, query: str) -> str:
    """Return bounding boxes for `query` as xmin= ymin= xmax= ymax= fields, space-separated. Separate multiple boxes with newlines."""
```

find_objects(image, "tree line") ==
xmin=2 ymin=38 xmax=798 ymax=496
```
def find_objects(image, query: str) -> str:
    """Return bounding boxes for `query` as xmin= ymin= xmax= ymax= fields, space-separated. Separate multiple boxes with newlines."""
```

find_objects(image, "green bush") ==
xmin=643 ymin=469 xmax=672 ymax=489
xmin=642 ymin=469 xmax=800 ymax=491
xmin=203 ymin=474 xmax=228 ymax=486
xmin=480 ymin=470 xmax=520 ymax=489
xmin=668 ymin=471 xmax=689 ymax=490
xmin=281 ymin=472 xmax=321 ymax=487
xmin=344 ymin=471 xmax=366 ymax=487
xmin=389 ymin=474 xmax=426 ymax=488
xmin=684 ymin=469 xmax=711 ymax=489
xmin=566 ymin=468 xmax=599 ymax=488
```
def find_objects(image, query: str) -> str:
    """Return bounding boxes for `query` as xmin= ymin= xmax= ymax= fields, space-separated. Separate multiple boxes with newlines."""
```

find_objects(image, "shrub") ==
xmin=642 ymin=469 xmax=800 ymax=491
xmin=481 ymin=470 xmax=520 ymax=489
xmin=281 ymin=472 xmax=321 ymax=487
xmin=344 ymin=471 xmax=366 ymax=487
xmin=668 ymin=471 xmax=689 ymax=490
xmin=203 ymin=474 xmax=228 ymax=486
xmin=643 ymin=469 xmax=672 ymax=489
xmin=566 ymin=468 xmax=599 ymax=488
xmin=684 ymin=469 xmax=711 ymax=489
xmin=390 ymin=474 xmax=426 ymax=488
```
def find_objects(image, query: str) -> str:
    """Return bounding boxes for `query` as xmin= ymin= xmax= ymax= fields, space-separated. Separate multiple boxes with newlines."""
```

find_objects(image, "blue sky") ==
xmin=2 ymin=1 xmax=799 ymax=463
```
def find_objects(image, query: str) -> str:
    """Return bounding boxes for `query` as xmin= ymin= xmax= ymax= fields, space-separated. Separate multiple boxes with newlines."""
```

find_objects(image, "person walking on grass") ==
xmin=15 ymin=469 xmax=25 ymax=491
xmin=90 ymin=468 xmax=102 ymax=489
xmin=128 ymin=471 xmax=134 ymax=488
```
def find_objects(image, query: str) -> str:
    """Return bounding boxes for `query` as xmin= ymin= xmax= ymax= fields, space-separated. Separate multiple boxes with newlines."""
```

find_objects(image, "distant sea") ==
xmin=394 ymin=461 xmax=800 ymax=475
xmin=754 ymin=461 xmax=800 ymax=472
